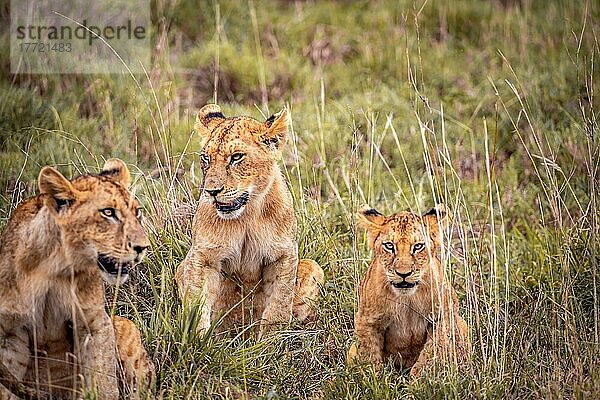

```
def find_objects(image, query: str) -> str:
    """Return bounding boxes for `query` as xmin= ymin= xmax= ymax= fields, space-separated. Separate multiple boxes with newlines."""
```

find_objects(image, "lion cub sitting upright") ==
xmin=176 ymin=104 xmax=324 ymax=335
xmin=0 ymin=159 xmax=154 ymax=400
xmin=348 ymin=204 xmax=470 ymax=377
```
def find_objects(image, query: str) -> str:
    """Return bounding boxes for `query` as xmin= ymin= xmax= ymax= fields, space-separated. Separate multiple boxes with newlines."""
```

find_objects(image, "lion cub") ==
xmin=0 ymin=160 xmax=154 ymax=400
xmin=348 ymin=204 xmax=470 ymax=377
xmin=176 ymin=104 xmax=324 ymax=335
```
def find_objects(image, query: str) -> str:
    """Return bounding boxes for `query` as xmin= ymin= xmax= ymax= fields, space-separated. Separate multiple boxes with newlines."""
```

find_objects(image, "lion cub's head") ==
xmin=194 ymin=104 xmax=289 ymax=219
xmin=358 ymin=204 xmax=448 ymax=295
xmin=38 ymin=159 xmax=149 ymax=284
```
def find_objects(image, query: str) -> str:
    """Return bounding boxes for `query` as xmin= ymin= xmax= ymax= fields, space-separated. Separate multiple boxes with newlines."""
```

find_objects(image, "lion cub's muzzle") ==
xmin=215 ymin=192 xmax=249 ymax=213
xmin=97 ymin=245 xmax=148 ymax=285
xmin=98 ymin=255 xmax=133 ymax=278
xmin=391 ymin=280 xmax=417 ymax=289
xmin=389 ymin=269 xmax=419 ymax=291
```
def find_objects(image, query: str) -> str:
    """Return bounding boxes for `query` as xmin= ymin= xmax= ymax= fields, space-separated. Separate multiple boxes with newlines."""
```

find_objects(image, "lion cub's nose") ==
xmin=205 ymin=187 xmax=224 ymax=197
xmin=128 ymin=240 xmax=149 ymax=255
xmin=395 ymin=271 xmax=412 ymax=279
xmin=133 ymin=244 xmax=149 ymax=255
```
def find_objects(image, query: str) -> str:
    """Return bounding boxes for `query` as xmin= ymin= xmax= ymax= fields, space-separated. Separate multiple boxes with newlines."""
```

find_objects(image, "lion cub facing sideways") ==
xmin=348 ymin=205 xmax=470 ymax=377
xmin=176 ymin=104 xmax=324 ymax=335
xmin=0 ymin=160 xmax=154 ymax=400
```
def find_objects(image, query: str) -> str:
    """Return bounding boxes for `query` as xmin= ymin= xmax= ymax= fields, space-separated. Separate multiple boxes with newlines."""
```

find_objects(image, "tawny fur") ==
xmin=0 ymin=159 xmax=154 ymax=399
xmin=347 ymin=205 xmax=470 ymax=377
xmin=175 ymin=104 xmax=324 ymax=335
xmin=112 ymin=316 xmax=155 ymax=399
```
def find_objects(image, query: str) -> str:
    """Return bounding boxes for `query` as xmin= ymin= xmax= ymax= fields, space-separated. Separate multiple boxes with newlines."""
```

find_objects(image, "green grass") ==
xmin=1 ymin=0 xmax=599 ymax=398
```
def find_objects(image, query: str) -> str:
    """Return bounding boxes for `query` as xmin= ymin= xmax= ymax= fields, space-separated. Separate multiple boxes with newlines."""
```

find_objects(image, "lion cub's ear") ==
xmin=357 ymin=204 xmax=386 ymax=248
xmin=423 ymin=203 xmax=449 ymax=247
xmin=258 ymin=107 xmax=288 ymax=154
xmin=100 ymin=158 xmax=131 ymax=188
xmin=195 ymin=104 xmax=226 ymax=147
xmin=39 ymin=167 xmax=78 ymax=208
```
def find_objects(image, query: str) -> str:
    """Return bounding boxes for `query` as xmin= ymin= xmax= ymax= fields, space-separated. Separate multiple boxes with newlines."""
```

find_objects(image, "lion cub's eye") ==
xmin=382 ymin=242 xmax=395 ymax=253
xmin=229 ymin=153 xmax=245 ymax=165
xmin=412 ymin=243 xmax=425 ymax=253
xmin=200 ymin=153 xmax=210 ymax=166
xmin=100 ymin=208 xmax=117 ymax=219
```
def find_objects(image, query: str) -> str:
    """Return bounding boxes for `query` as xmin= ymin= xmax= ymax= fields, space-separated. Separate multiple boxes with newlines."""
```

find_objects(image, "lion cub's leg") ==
xmin=213 ymin=278 xmax=247 ymax=335
xmin=112 ymin=316 xmax=155 ymax=399
xmin=0 ymin=332 xmax=29 ymax=400
xmin=410 ymin=315 xmax=471 ymax=378
xmin=409 ymin=336 xmax=434 ymax=378
xmin=75 ymin=311 xmax=119 ymax=400
xmin=176 ymin=258 xmax=222 ymax=334
xmin=0 ymin=327 xmax=30 ymax=391
xmin=347 ymin=324 xmax=386 ymax=369
xmin=292 ymin=259 xmax=324 ymax=321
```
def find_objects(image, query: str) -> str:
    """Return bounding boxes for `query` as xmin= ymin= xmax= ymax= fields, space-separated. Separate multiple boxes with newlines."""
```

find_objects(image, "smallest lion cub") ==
xmin=348 ymin=204 xmax=470 ymax=377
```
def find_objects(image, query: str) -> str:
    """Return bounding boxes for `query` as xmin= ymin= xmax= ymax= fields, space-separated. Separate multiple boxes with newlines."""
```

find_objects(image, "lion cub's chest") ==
xmin=221 ymin=229 xmax=277 ymax=284
xmin=384 ymin=304 xmax=430 ymax=367
xmin=32 ymin=283 xmax=76 ymax=347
